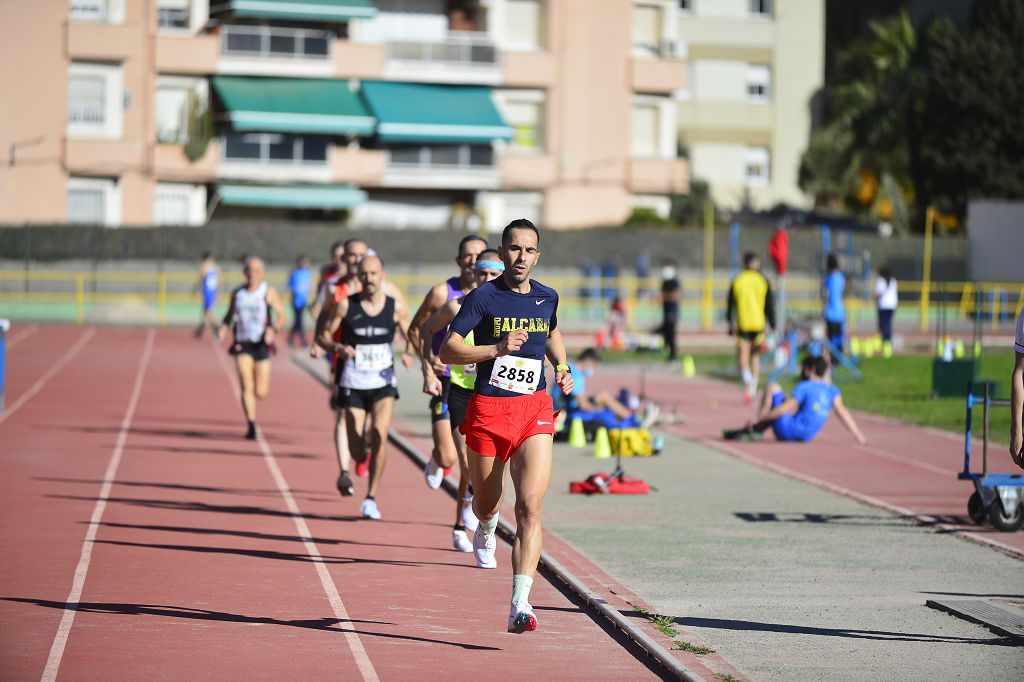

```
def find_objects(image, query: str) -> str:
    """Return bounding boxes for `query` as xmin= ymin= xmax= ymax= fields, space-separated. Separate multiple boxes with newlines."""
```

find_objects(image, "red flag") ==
xmin=768 ymin=227 xmax=789 ymax=276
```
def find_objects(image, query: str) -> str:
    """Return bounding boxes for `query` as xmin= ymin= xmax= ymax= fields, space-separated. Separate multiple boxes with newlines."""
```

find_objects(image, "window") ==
xmin=157 ymin=0 xmax=190 ymax=30
xmin=749 ymin=0 xmax=772 ymax=18
xmin=504 ymin=0 xmax=544 ymax=48
xmin=69 ymin=0 xmax=123 ymax=23
xmin=632 ymin=4 xmax=662 ymax=55
xmin=154 ymin=183 xmax=203 ymax=226
xmin=67 ymin=177 xmax=119 ymax=226
xmin=387 ymin=145 xmax=494 ymax=169
xmin=222 ymin=133 xmax=329 ymax=165
xmin=221 ymin=25 xmax=332 ymax=59
xmin=68 ymin=62 xmax=123 ymax=138
xmin=678 ymin=0 xmax=692 ymax=12
xmin=747 ymin=64 xmax=771 ymax=102
xmin=155 ymin=79 xmax=197 ymax=144
xmin=496 ymin=94 xmax=545 ymax=151
xmin=631 ymin=103 xmax=660 ymax=157
xmin=744 ymin=147 xmax=770 ymax=186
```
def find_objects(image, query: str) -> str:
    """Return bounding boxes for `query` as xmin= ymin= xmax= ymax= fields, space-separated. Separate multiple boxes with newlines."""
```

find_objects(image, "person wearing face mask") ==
xmin=659 ymin=259 xmax=681 ymax=362
xmin=551 ymin=348 xmax=649 ymax=430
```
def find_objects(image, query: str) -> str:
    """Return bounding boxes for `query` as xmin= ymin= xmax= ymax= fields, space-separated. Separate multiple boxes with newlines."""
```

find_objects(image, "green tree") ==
xmin=919 ymin=0 xmax=1024 ymax=218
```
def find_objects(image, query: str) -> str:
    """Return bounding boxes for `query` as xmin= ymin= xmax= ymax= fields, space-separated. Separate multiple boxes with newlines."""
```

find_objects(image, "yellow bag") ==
xmin=609 ymin=427 xmax=654 ymax=457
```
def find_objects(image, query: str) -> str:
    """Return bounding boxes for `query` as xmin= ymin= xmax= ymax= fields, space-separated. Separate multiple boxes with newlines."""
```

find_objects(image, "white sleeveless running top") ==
xmin=232 ymin=281 xmax=269 ymax=343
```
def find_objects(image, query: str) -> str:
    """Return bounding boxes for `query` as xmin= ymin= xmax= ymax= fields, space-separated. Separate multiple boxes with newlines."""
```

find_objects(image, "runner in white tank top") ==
xmin=218 ymin=257 xmax=285 ymax=440
xmin=318 ymin=255 xmax=412 ymax=521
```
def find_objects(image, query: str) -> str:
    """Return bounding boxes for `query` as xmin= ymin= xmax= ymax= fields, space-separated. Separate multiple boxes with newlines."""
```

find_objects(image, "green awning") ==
xmin=211 ymin=76 xmax=376 ymax=136
xmin=218 ymin=184 xmax=367 ymax=209
xmin=213 ymin=0 xmax=376 ymax=21
xmin=360 ymin=81 xmax=513 ymax=144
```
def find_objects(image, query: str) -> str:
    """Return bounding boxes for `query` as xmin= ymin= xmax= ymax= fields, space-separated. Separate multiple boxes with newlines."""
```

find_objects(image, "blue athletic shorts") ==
xmin=770 ymin=391 xmax=802 ymax=442
xmin=203 ymin=290 xmax=217 ymax=312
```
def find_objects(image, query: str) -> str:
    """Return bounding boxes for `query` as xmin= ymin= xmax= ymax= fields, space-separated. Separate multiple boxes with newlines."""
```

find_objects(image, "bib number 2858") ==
xmin=488 ymin=356 xmax=541 ymax=394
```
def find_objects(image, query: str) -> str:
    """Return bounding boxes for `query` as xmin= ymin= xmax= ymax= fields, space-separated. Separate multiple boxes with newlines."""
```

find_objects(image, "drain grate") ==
xmin=926 ymin=599 xmax=1024 ymax=640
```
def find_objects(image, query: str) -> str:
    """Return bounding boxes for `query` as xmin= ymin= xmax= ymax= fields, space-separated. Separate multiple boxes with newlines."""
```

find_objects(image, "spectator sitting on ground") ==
xmin=552 ymin=348 xmax=659 ymax=431
xmin=722 ymin=354 xmax=867 ymax=445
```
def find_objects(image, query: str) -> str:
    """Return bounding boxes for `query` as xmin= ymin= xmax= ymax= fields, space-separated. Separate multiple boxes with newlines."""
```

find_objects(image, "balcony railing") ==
xmin=221 ymin=25 xmax=332 ymax=60
xmin=386 ymin=31 xmax=497 ymax=67
xmin=221 ymin=134 xmax=329 ymax=166
xmin=386 ymin=145 xmax=495 ymax=171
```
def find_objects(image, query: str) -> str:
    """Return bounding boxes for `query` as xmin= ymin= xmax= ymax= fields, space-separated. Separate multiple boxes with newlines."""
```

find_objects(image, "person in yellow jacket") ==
xmin=726 ymin=252 xmax=776 ymax=404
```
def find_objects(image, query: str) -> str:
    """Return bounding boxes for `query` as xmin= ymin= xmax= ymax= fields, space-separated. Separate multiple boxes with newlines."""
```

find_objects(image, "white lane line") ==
xmin=41 ymin=328 xmax=155 ymax=682
xmin=6 ymin=324 xmax=39 ymax=349
xmin=0 ymin=328 xmax=96 ymax=427
xmin=212 ymin=344 xmax=380 ymax=682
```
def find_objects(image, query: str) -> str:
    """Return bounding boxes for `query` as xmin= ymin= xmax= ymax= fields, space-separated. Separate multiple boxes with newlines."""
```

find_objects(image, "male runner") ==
xmin=287 ymin=255 xmax=313 ymax=348
xmin=408 ymin=235 xmax=487 ymax=490
xmin=194 ymin=251 xmax=220 ymax=339
xmin=726 ymin=252 xmax=776 ymax=404
xmin=440 ymin=219 xmax=572 ymax=634
xmin=420 ymin=249 xmax=504 ymax=552
xmin=823 ymin=253 xmax=847 ymax=353
xmin=218 ymin=257 xmax=285 ymax=439
xmin=317 ymin=255 xmax=411 ymax=520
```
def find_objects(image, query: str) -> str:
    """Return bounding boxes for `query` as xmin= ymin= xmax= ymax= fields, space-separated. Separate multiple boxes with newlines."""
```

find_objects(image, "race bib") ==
xmin=354 ymin=343 xmax=392 ymax=371
xmin=489 ymin=356 xmax=541 ymax=394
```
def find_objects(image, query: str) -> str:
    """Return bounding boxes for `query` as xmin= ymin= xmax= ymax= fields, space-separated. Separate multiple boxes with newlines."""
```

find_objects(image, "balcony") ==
xmin=154 ymin=141 xmax=219 ymax=183
xmin=382 ymin=144 xmax=500 ymax=190
xmin=631 ymin=57 xmax=687 ymax=94
xmin=217 ymin=25 xmax=335 ymax=77
xmin=330 ymin=147 xmax=386 ymax=186
xmin=156 ymin=33 xmax=218 ymax=74
xmin=382 ymin=31 xmax=501 ymax=85
xmin=67 ymin=21 xmax=137 ymax=60
xmin=500 ymin=154 xmax=557 ymax=190
xmin=217 ymin=133 xmax=333 ymax=182
xmin=627 ymin=158 xmax=689 ymax=195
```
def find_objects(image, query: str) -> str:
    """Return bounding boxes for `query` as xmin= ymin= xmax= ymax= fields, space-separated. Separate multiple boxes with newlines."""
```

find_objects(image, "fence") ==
xmin=1 ymin=268 xmax=1019 ymax=335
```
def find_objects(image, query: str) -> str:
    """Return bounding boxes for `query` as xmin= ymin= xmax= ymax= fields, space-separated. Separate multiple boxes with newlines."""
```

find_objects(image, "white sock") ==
xmin=512 ymin=574 xmax=533 ymax=607
xmin=741 ymin=369 xmax=753 ymax=385
xmin=479 ymin=512 xmax=498 ymax=534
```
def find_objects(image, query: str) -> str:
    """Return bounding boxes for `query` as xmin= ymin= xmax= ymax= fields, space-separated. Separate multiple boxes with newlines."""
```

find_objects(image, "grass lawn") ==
xmin=597 ymin=347 xmax=1015 ymax=447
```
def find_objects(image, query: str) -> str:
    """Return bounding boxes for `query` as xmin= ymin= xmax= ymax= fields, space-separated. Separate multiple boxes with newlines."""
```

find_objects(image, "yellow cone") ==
xmin=974 ymin=341 xmax=982 ymax=358
xmin=568 ymin=417 xmax=586 ymax=448
xmin=850 ymin=337 xmax=862 ymax=356
xmin=882 ymin=340 xmax=893 ymax=359
xmin=594 ymin=427 xmax=612 ymax=459
xmin=863 ymin=343 xmax=875 ymax=359
xmin=682 ymin=355 xmax=696 ymax=378
xmin=954 ymin=339 xmax=965 ymax=359
xmin=873 ymin=336 xmax=883 ymax=352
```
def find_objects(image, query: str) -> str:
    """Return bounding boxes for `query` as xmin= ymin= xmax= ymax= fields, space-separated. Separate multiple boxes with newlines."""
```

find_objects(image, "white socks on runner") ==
xmin=479 ymin=513 xmax=498 ymax=535
xmin=741 ymin=369 xmax=753 ymax=386
xmin=512 ymin=574 xmax=533 ymax=607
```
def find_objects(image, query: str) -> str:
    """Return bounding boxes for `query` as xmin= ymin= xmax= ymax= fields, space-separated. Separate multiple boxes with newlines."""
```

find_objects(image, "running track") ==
xmin=592 ymin=366 xmax=1024 ymax=559
xmin=0 ymin=327 xmax=734 ymax=680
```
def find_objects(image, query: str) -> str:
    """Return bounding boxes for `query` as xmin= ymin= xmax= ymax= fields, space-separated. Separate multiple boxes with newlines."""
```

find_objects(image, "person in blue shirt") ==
xmin=193 ymin=251 xmax=219 ymax=339
xmin=552 ymin=348 xmax=642 ymax=430
xmin=286 ymin=255 xmax=313 ymax=348
xmin=441 ymin=218 xmax=572 ymax=635
xmin=723 ymin=354 xmax=866 ymax=445
xmin=823 ymin=253 xmax=846 ymax=353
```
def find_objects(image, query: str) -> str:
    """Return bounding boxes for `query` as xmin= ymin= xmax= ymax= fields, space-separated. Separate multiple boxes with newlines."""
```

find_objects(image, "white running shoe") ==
xmin=424 ymin=457 xmax=444 ymax=490
xmin=461 ymin=493 xmax=479 ymax=532
xmin=473 ymin=523 xmax=497 ymax=569
xmin=507 ymin=602 xmax=538 ymax=634
xmin=360 ymin=498 xmax=381 ymax=520
xmin=452 ymin=529 xmax=473 ymax=552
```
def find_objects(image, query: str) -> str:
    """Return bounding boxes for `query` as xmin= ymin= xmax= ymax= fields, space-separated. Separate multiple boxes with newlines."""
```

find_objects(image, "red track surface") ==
xmin=1 ymin=327 xmax=728 ymax=680
xmin=592 ymin=368 xmax=1024 ymax=558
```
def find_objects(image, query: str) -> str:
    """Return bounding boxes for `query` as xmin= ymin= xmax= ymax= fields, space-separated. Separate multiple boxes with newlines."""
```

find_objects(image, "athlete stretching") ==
xmin=218 ymin=257 xmax=285 ymax=439
xmin=408 ymin=235 xmax=487 ymax=490
xmin=440 ymin=219 xmax=572 ymax=634
xmin=420 ymin=249 xmax=504 ymax=552
xmin=318 ymin=255 xmax=411 ymax=520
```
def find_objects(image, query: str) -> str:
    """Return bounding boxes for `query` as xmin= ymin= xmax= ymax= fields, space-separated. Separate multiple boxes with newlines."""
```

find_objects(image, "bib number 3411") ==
xmin=489 ymin=356 xmax=542 ymax=394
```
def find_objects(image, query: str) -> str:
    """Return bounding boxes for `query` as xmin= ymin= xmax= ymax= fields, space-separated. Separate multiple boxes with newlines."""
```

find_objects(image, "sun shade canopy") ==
xmin=213 ymin=0 xmax=377 ymax=22
xmin=217 ymin=184 xmax=367 ymax=209
xmin=360 ymin=81 xmax=513 ymax=144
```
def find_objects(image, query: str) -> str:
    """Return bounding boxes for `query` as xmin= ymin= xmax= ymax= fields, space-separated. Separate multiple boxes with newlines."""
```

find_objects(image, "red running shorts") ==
xmin=459 ymin=391 xmax=555 ymax=462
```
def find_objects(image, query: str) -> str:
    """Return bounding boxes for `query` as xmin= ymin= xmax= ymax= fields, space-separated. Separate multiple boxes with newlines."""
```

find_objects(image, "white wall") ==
xmin=694 ymin=0 xmax=753 ymax=20
xmin=692 ymin=59 xmax=747 ymax=101
xmin=690 ymin=143 xmax=746 ymax=186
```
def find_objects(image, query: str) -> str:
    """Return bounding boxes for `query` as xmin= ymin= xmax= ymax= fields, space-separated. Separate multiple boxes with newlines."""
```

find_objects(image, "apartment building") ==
xmin=0 ymin=0 xmax=688 ymax=230
xmin=677 ymin=0 xmax=824 ymax=210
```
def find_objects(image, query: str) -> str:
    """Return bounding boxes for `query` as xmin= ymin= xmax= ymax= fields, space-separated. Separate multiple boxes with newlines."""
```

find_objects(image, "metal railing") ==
xmin=221 ymin=24 xmax=332 ymax=60
xmin=386 ymin=31 xmax=498 ymax=67
xmin=1 ymin=270 xmax=1020 ymax=330
xmin=386 ymin=145 xmax=495 ymax=172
